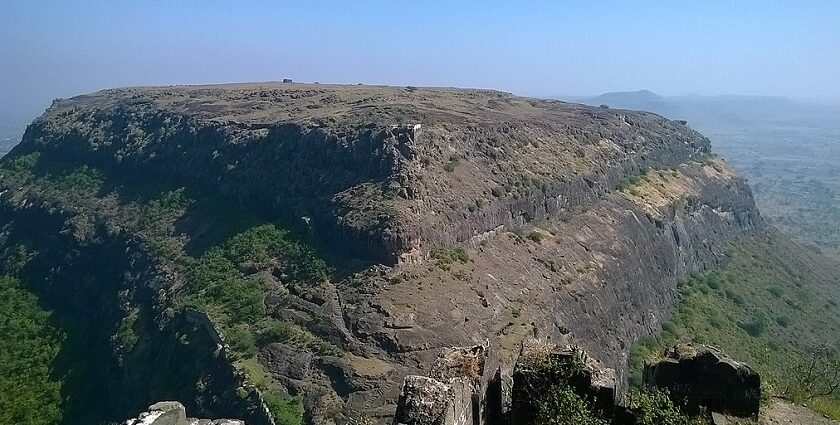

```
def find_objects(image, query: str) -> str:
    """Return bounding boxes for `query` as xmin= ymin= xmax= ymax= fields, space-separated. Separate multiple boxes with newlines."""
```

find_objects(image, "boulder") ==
xmin=392 ymin=375 xmax=473 ymax=425
xmin=644 ymin=344 xmax=760 ymax=417
xmin=393 ymin=343 xmax=491 ymax=425
xmin=122 ymin=401 xmax=245 ymax=425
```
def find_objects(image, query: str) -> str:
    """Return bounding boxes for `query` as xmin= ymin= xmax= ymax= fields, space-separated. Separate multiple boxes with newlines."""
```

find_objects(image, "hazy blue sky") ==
xmin=2 ymin=1 xmax=839 ymax=121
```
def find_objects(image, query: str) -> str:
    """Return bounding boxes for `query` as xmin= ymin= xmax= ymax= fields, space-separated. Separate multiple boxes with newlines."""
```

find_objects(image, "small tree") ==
xmin=783 ymin=345 xmax=840 ymax=400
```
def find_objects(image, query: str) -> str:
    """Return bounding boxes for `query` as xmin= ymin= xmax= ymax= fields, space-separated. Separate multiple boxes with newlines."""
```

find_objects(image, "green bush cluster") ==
xmin=257 ymin=319 xmax=342 ymax=356
xmin=3 ymin=152 xmax=40 ymax=171
xmin=536 ymin=386 xmax=607 ymax=425
xmin=53 ymin=165 xmax=104 ymax=194
xmin=263 ymin=392 xmax=304 ymax=425
xmin=522 ymin=351 xmax=697 ymax=424
xmin=617 ymin=167 xmax=650 ymax=192
xmin=527 ymin=231 xmax=546 ymax=243
xmin=139 ymin=188 xmax=192 ymax=226
xmin=519 ymin=350 xmax=607 ymax=425
xmin=443 ymin=154 xmax=461 ymax=172
xmin=431 ymin=247 xmax=470 ymax=270
xmin=624 ymin=390 xmax=700 ymax=425
xmin=180 ymin=224 xmax=334 ymax=424
xmin=499 ymin=175 xmax=549 ymax=199
xmin=183 ymin=224 xmax=331 ymax=357
xmin=628 ymin=233 xmax=840 ymax=420
xmin=0 ymin=275 xmax=65 ymax=425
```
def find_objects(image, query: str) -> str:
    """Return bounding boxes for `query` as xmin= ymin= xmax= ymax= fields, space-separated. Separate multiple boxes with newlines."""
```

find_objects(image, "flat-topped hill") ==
xmin=2 ymin=83 xmax=788 ymax=424
xmin=20 ymin=83 xmax=714 ymax=263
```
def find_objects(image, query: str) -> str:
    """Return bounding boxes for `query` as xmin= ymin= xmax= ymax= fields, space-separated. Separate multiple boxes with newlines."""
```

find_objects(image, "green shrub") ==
xmin=0 ymin=275 xmax=65 ymax=425
xmin=4 ymin=152 xmax=40 ymax=171
xmin=618 ymin=173 xmax=645 ymax=191
xmin=520 ymin=349 xmax=608 ymax=425
xmin=704 ymin=274 xmax=722 ymax=290
xmin=443 ymin=154 xmax=461 ymax=172
xmin=263 ymin=392 xmax=304 ymax=425
xmin=224 ymin=225 xmax=329 ymax=284
xmin=536 ymin=386 xmax=607 ymax=425
xmin=626 ymin=389 xmax=693 ymax=425
xmin=528 ymin=231 xmax=546 ymax=243
xmin=431 ymin=247 xmax=470 ymax=270
xmin=53 ymin=165 xmax=103 ymax=194
xmin=141 ymin=188 xmax=191 ymax=225
xmin=775 ymin=316 xmax=791 ymax=328
xmin=740 ymin=313 xmax=769 ymax=337
xmin=182 ymin=223 xmax=336 ymax=363
xmin=226 ymin=325 xmax=257 ymax=358
xmin=257 ymin=319 xmax=342 ymax=356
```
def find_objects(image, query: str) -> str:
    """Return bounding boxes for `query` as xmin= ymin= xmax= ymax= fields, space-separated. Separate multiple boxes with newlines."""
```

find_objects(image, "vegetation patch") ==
xmin=263 ymin=392 xmax=305 ymax=425
xmin=518 ymin=348 xmax=698 ymax=424
xmin=181 ymin=224 xmax=331 ymax=354
xmin=0 ymin=275 xmax=65 ymax=425
xmin=528 ymin=230 xmax=546 ymax=244
xmin=5 ymin=151 xmax=40 ymax=171
xmin=179 ymin=224 xmax=335 ymax=424
xmin=431 ymin=247 xmax=470 ymax=270
xmin=628 ymin=232 xmax=840 ymax=419
xmin=443 ymin=154 xmax=461 ymax=172
xmin=617 ymin=167 xmax=650 ymax=192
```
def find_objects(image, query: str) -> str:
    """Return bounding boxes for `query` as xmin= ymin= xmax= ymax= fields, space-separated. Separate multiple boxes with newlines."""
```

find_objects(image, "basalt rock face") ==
xmin=1 ymin=84 xmax=762 ymax=424
xmin=15 ymin=83 xmax=714 ymax=264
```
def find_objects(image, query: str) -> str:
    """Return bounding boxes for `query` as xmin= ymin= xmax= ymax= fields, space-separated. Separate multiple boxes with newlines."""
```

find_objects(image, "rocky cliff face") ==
xmin=0 ymin=83 xmax=762 ymax=424
xmin=15 ymin=84 xmax=715 ymax=264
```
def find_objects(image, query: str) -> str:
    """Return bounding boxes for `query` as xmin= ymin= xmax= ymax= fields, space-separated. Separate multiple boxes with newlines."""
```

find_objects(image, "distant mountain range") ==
xmin=570 ymin=90 xmax=840 ymax=133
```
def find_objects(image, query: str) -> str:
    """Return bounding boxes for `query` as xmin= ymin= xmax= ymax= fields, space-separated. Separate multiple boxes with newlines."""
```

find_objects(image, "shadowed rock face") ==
xmin=644 ymin=344 xmax=761 ymax=417
xmin=1 ymin=83 xmax=762 ymax=423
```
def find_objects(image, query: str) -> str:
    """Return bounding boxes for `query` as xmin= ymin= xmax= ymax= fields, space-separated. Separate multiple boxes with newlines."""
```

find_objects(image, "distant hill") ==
xmin=585 ymin=89 xmax=665 ymax=107
xmin=577 ymin=91 xmax=840 ymax=132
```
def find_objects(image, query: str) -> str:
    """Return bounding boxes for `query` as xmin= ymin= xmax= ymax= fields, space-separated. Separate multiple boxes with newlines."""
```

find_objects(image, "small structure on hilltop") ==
xmin=644 ymin=344 xmax=761 ymax=417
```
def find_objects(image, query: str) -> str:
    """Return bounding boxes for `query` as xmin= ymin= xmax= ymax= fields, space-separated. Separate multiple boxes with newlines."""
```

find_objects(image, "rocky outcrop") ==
xmin=123 ymin=401 xmax=245 ymax=425
xmin=644 ymin=344 xmax=761 ymax=417
xmin=393 ymin=344 xmax=490 ymax=425
xmin=394 ymin=342 xmax=763 ymax=424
